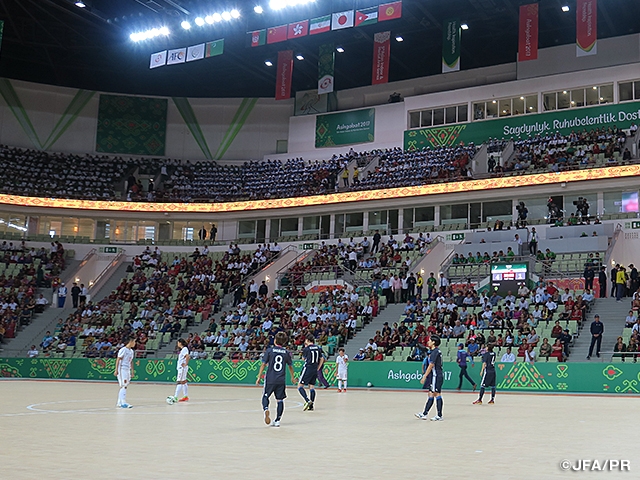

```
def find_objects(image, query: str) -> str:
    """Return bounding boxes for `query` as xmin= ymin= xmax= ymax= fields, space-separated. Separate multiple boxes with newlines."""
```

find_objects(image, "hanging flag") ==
xmin=167 ymin=48 xmax=187 ymax=65
xmin=332 ymin=11 xmax=354 ymax=30
xmin=576 ymin=0 xmax=597 ymax=56
xmin=355 ymin=7 xmax=378 ymax=27
xmin=288 ymin=20 xmax=309 ymax=39
xmin=268 ymin=25 xmax=288 ymax=44
xmin=275 ymin=50 xmax=294 ymax=101
xmin=378 ymin=1 xmax=402 ymax=22
xmin=318 ymin=44 xmax=335 ymax=94
xmin=250 ymin=29 xmax=266 ymax=47
xmin=442 ymin=19 xmax=461 ymax=73
xmin=310 ymin=15 xmax=331 ymax=35
xmin=150 ymin=50 xmax=167 ymax=69
xmin=187 ymin=43 xmax=205 ymax=62
xmin=206 ymin=39 xmax=224 ymax=58
xmin=372 ymin=31 xmax=391 ymax=85
xmin=518 ymin=3 xmax=539 ymax=61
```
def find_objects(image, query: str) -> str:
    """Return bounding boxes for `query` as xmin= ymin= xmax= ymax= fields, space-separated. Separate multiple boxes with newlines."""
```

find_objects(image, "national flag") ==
xmin=149 ymin=50 xmax=167 ymax=69
xmin=187 ymin=43 xmax=205 ymax=62
xmin=288 ymin=20 xmax=309 ymax=39
xmin=167 ymin=48 xmax=187 ymax=65
xmin=250 ymin=29 xmax=266 ymax=47
xmin=206 ymin=39 xmax=224 ymax=58
xmin=355 ymin=7 xmax=378 ymax=27
xmin=332 ymin=11 xmax=354 ymax=30
xmin=378 ymin=1 xmax=402 ymax=22
xmin=267 ymin=25 xmax=288 ymax=44
xmin=310 ymin=15 xmax=331 ymax=35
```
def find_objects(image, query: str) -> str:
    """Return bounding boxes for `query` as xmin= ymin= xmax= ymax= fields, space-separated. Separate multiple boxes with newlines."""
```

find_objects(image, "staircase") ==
xmin=568 ymin=298 xmax=629 ymax=362
xmin=344 ymin=303 xmax=405 ymax=359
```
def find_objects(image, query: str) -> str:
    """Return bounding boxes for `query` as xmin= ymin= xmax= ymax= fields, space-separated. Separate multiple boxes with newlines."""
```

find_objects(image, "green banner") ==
xmin=442 ymin=19 xmax=461 ymax=73
xmin=404 ymin=100 xmax=640 ymax=150
xmin=318 ymin=44 xmax=335 ymax=95
xmin=2 ymin=358 xmax=639 ymax=394
xmin=96 ymin=94 xmax=167 ymax=156
xmin=315 ymin=108 xmax=375 ymax=148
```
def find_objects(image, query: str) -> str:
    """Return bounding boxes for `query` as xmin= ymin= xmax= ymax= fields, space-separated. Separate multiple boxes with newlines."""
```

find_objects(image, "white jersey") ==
xmin=336 ymin=355 xmax=348 ymax=379
xmin=117 ymin=347 xmax=134 ymax=371
xmin=178 ymin=346 xmax=190 ymax=369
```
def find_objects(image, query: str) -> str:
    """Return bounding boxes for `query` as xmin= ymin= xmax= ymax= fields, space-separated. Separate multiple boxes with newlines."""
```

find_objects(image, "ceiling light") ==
xmin=265 ymin=60 xmax=273 ymax=67
xmin=296 ymin=54 xmax=304 ymax=60
xmin=221 ymin=11 xmax=232 ymax=21
xmin=230 ymin=9 xmax=240 ymax=19
xmin=492 ymin=100 xmax=496 ymax=104
xmin=592 ymin=86 xmax=597 ymax=90
xmin=159 ymin=26 xmax=170 ymax=36
xmin=520 ymin=96 xmax=524 ymax=100
xmin=195 ymin=17 xmax=205 ymax=26
xmin=205 ymin=15 xmax=214 ymax=24
xmin=212 ymin=13 xmax=222 ymax=22
xmin=129 ymin=27 xmax=170 ymax=42
xmin=562 ymin=5 xmax=570 ymax=12
xmin=254 ymin=5 xmax=264 ymax=14
xmin=461 ymin=23 xmax=469 ymax=30
xmin=270 ymin=0 xmax=315 ymax=11
xmin=336 ymin=46 xmax=344 ymax=53
xmin=75 ymin=1 xmax=86 ymax=7
xmin=181 ymin=21 xmax=191 ymax=30
xmin=395 ymin=36 xmax=403 ymax=42
xmin=563 ymin=90 xmax=567 ymax=94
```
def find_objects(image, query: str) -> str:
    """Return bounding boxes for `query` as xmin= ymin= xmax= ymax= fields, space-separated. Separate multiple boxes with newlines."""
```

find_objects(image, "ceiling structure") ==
xmin=0 ymin=0 xmax=639 ymax=98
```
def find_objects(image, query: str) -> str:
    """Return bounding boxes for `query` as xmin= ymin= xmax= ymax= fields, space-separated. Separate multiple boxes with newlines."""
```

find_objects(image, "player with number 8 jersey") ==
xmin=256 ymin=332 xmax=296 ymax=427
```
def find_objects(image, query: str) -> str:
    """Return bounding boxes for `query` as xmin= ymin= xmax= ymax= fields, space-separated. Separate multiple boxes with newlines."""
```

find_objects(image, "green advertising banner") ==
xmin=404 ymin=100 xmax=640 ymax=150
xmin=315 ymin=108 xmax=375 ymax=148
xmin=442 ymin=19 xmax=461 ymax=73
xmin=2 ymin=358 xmax=640 ymax=394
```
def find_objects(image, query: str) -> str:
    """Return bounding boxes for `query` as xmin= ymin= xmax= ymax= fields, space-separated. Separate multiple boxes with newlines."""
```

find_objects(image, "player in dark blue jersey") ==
xmin=415 ymin=336 xmax=444 ymax=421
xmin=298 ymin=334 xmax=324 ymax=411
xmin=474 ymin=343 xmax=497 ymax=405
xmin=256 ymin=332 xmax=296 ymax=427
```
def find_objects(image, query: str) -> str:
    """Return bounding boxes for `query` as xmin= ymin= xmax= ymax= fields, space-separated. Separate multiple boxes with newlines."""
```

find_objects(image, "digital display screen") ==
xmin=491 ymin=264 xmax=527 ymax=282
xmin=622 ymin=192 xmax=639 ymax=213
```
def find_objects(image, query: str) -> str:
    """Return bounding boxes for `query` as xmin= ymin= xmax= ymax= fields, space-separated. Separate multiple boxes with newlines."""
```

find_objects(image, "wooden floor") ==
xmin=1 ymin=380 xmax=636 ymax=479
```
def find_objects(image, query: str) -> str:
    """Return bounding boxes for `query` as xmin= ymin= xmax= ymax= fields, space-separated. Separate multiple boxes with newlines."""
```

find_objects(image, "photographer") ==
xmin=547 ymin=198 xmax=561 ymax=224
xmin=573 ymin=197 xmax=590 ymax=222
xmin=515 ymin=201 xmax=528 ymax=228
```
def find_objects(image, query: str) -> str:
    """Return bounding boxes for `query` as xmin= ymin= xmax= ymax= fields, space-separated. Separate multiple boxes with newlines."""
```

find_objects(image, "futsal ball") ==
xmin=367 ymin=382 xmax=373 ymax=388
xmin=166 ymin=396 xmax=177 ymax=405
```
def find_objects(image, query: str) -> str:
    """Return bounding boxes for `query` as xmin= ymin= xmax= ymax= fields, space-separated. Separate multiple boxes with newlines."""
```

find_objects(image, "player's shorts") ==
xmin=481 ymin=370 xmax=496 ymax=388
xmin=263 ymin=382 xmax=286 ymax=400
xmin=176 ymin=366 xmax=188 ymax=382
xmin=117 ymin=369 xmax=131 ymax=387
xmin=337 ymin=370 xmax=348 ymax=381
xmin=426 ymin=373 xmax=443 ymax=393
xmin=299 ymin=366 xmax=318 ymax=386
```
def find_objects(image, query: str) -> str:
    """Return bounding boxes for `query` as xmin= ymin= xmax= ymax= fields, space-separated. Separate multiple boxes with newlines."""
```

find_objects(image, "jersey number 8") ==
xmin=273 ymin=355 xmax=283 ymax=372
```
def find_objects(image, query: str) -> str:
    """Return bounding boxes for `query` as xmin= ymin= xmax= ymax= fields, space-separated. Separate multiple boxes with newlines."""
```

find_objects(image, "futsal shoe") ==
xmin=414 ymin=413 xmax=428 ymax=420
xmin=120 ymin=403 xmax=133 ymax=409
xmin=272 ymin=420 xmax=280 ymax=427
xmin=303 ymin=401 xmax=311 ymax=411
xmin=430 ymin=415 xmax=443 ymax=421
xmin=308 ymin=401 xmax=314 ymax=411
xmin=178 ymin=396 xmax=189 ymax=402
xmin=264 ymin=410 xmax=271 ymax=425
xmin=337 ymin=389 xmax=342 ymax=393
xmin=473 ymin=400 xmax=482 ymax=405
xmin=488 ymin=399 xmax=495 ymax=404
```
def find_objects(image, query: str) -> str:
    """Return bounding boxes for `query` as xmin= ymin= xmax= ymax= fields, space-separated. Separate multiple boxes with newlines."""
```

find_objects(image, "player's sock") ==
xmin=423 ymin=397 xmax=434 ymax=415
xmin=118 ymin=387 xmax=126 ymax=405
xmin=343 ymin=380 xmax=347 ymax=390
xmin=491 ymin=387 xmax=496 ymax=399
xmin=262 ymin=394 xmax=269 ymax=411
xmin=310 ymin=389 xmax=316 ymax=402
xmin=276 ymin=400 xmax=284 ymax=421
xmin=298 ymin=386 xmax=309 ymax=402
xmin=338 ymin=380 xmax=343 ymax=390
xmin=478 ymin=387 xmax=485 ymax=401
xmin=183 ymin=384 xmax=188 ymax=398
xmin=174 ymin=384 xmax=182 ymax=398
xmin=436 ymin=396 xmax=443 ymax=417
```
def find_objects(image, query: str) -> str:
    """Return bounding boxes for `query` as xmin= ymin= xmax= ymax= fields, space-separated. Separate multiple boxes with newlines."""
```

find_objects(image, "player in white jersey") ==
xmin=114 ymin=336 xmax=136 ymax=408
xmin=336 ymin=347 xmax=349 ymax=393
xmin=168 ymin=339 xmax=190 ymax=403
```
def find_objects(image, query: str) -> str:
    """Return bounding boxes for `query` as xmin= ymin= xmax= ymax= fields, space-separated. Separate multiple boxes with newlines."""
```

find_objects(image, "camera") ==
xmin=547 ymin=198 xmax=561 ymax=223
xmin=573 ymin=197 xmax=589 ymax=218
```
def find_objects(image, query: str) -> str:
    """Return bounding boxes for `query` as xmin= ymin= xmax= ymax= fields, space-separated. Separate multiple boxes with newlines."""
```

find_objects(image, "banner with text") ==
xmin=576 ymin=0 xmax=597 ymax=56
xmin=518 ymin=3 xmax=539 ymax=62
xmin=404 ymin=101 xmax=640 ymax=150
xmin=318 ymin=44 xmax=335 ymax=94
xmin=275 ymin=50 xmax=293 ymax=101
xmin=372 ymin=31 xmax=391 ymax=85
xmin=442 ymin=19 xmax=461 ymax=73
xmin=315 ymin=108 xmax=375 ymax=148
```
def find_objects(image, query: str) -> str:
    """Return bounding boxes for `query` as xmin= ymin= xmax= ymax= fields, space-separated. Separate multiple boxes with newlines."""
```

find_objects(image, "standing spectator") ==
xmin=456 ymin=343 xmax=477 ymax=391
xmin=515 ymin=234 xmax=523 ymax=256
xmin=598 ymin=266 xmax=607 ymax=298
xmin=79 ymin=283 xmax=88 ymax=306
xmin=341 ymin=168 xmax=349 ymax=187
xmin=258 ymin=281 xmax=269 ymax=298
xmin=583 ymin=265 xmax=595 ymax=291
xmin=439 ymin=273 xmax=449 ymax=290
xmin=71 ymin=282 xmax=81 ymax=309
xmin=630 ymin=264 xmax=639 ymax=294
xmin=406 ymin=273 xmax=417 ymax=300
xmin=210 ymin=224 xmax=218 ymax=242
xmin=372 ymin=230 xmax=381 ymax=254
xmin=57 ymin=283 xmax=67 ymax=308
xmin=616 ymin=266 xmax=627 ymax=302
xmin=380 ymin=275 xmax=392 ymax=304
xmin=391 ymin=275 xmax=402 ymax=304
xmin=611 ymin=264 xmax=619 ymax=298
xmin=528 ymin=227 xmax=538 ymax=255
xmin=587 ymin=314 xmax=604 ymax=359
xmin=198 ymin=226 xmax=207 ymax=240
xmin=427 ymin=272 xmax=437 ymax=299
xmin=352 ymin=167 xmax=359 ymax=185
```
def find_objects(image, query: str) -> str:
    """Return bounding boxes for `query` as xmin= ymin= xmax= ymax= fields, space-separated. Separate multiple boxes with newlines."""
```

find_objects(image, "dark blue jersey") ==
xmin=263 ymin=346 xmax=292 ymax=385
xmin=482 ymin=351 xmax=496 ymax=372
xmin=429 ymin=348 xmax=443 ymax=376
xmin=302 ymin=344 xmax=322 ymax=368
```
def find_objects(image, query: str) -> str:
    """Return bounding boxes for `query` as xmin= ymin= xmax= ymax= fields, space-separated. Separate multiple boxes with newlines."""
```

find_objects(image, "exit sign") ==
xmin=450 ymin=233 xmax=465 ymax=241
xmin=631 ymin=221 xmax=640 ymax=229
xmin=301 ymin=243 xmax=317 ymax=250
xmin=103 ymin=247 xmax=118 ymax=253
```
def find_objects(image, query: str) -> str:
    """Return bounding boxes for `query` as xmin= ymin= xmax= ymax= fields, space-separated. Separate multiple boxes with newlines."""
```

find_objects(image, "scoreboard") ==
xmin=490 ymin=263 xmax=528 ymax=296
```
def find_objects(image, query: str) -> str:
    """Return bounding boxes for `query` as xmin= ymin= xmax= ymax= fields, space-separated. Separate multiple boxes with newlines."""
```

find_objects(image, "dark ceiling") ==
xmin=0 ymin=0 xmax=639 ymax=98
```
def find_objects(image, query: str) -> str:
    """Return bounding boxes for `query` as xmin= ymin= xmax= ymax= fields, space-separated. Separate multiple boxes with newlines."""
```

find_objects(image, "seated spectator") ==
xmin=539 ymin=338 xmax=552 ymax=360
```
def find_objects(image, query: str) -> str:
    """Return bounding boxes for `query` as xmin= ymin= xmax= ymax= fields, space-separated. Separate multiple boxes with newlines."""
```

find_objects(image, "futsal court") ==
xmin=1 ymin=380 xmax=636 ymax=479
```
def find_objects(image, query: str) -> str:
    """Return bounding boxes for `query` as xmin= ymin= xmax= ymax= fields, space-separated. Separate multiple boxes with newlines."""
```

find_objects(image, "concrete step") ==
xmin=345 ymin=303 xmax=406 ymax=359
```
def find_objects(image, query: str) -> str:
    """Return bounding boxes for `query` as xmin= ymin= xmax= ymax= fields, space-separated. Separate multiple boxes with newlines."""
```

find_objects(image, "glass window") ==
xmin=570 ymin=88 xmax=584 ymax=107
xmin=600 ymin=84 xmax=613 ymax=104
xmin=458 ymin=105 xmax=468 ymax=123
xmin=335 ymin=214 xmax=344 ymax=237
xmin=445 ymin=106 xmax=457 ymax=124
xmin=270 ymin=219 xmax=280 ymax=240
xmin=635 ymin=81 xmax=640 ymax=100
xmin=414 ymin=206 xmax=435 ymax=224
xmin=619 ymin=82 xmax=633 ymax=102
xmin=432 ymin=108 xmax=444 ymax=126
xmin=420 ymin=110 xmax=432 ymax=127
xmin=543 ymin=92 xmax=556 ymax=111
xmin=586 ymin=85 xmax=599 ymax=106
xmin=409 ymin=111 xmax=420 ymax=128
xmin=525 ymin=95 xmax=537 ymax=114
xmin=603 ymin=191 xmax=623 ymax=215
xmin=368 ymin=210 xmax=387 ymax=229
xmin=280 ymin=217 xmax=298 ymax=236
xmin=499 ymin=99 xmax=511 ymax=117
xmin=345 ymin=212 xmax=363 ymax=231
xmin=402 ymin=208 xmax=414 ymax=232
xmin=441 ymin=204 xmax=468 ymax=224
xmin=513 ymin=96 xmax=525 ymax=116
xmin=473 ymin=102 xmax=485 ymax=120
xmin=486 ymin=100 xmax=498 ymax=118
xmin=302 ymin=216 xmax=320 ymax=232
xmin=482 ymin=201 xmax=512 ymax=223
xmin=557 ymin=90 xmax=570 ymax=109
